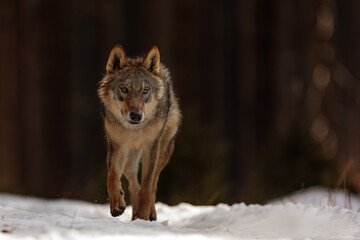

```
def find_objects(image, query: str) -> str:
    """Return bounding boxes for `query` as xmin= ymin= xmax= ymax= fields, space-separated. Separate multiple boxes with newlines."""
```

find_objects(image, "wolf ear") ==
xmin=106 ymin=44 xmax=127 ymax=73
xmin=142 ymin=46 xmax=160 ymax=75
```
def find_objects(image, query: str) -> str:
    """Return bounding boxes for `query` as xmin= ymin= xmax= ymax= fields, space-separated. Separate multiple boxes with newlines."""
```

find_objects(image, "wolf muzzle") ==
xmin=129 ymin=111 xmax=143 ymax=124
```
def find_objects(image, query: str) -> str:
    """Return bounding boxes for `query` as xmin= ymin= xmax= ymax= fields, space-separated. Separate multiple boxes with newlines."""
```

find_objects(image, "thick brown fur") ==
xmin=98 ymin=45 xmax=181 ymax=221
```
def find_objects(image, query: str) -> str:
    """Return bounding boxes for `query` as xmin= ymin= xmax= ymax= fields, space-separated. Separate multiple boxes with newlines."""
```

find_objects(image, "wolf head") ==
xmin=98 ymin=45 xmax=165 ymax=129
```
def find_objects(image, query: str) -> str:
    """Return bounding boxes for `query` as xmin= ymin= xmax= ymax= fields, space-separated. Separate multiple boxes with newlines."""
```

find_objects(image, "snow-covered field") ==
xmin=0 ymin=187 xmax=359 ymax=240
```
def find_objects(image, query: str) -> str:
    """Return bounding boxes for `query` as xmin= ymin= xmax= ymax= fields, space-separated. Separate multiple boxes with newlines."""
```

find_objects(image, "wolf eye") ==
xmin=120 ymin=87 xmax=128 ymax=93
xmin=143 ymin=88 xmax=149 ymax=94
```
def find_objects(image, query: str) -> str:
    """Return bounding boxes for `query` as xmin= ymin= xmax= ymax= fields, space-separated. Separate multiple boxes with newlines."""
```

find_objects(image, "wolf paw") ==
xmin=111 ymin=205 xmax=126 ymax=217
xmin=149 ymin=214 xmax=157 ymax=221
xmin=132 ymin=212 xmax=156 ymax=221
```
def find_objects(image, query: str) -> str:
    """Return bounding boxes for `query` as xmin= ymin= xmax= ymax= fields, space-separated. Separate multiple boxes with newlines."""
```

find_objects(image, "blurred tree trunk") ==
xmin=227 ymin=0 xmax=258 ymax=202
xmin=0 ymin=0 xmax=23 ymax=192
xmin=0 ymin=0 xmax=46 ymax=195
xmin=17 ymin=0 xmax=45 ymax=195
xmin=334 ymin=0 xmax=360 ymax=191
xmin=0 ymin=0 xmax=73 ymax=197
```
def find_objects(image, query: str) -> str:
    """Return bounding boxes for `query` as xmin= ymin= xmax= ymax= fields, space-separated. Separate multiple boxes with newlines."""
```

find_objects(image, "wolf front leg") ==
xmin=107 ymin=142 xmax=128 ymax=217
xmin=123 ymin=149 xmax=142 ymax=220
xmin=149 ymin=136 xmax=176 ymax=221
xmin=135 ymin=139 xmax=161 ymax=220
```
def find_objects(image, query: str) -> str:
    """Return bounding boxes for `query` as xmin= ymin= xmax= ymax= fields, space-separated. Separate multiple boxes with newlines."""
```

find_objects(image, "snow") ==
xmin=0 ymin=187 xmax=359 ymax=240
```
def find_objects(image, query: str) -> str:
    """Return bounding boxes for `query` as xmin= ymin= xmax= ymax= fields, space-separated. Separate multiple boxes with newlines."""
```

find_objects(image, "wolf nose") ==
xmin=129 ymin=111 xmax=142 ymax=122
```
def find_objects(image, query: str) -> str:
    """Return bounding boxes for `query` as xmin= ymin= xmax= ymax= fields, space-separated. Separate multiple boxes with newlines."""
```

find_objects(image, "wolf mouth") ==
xmin=121 ymin=110 xmax=142 ymax=125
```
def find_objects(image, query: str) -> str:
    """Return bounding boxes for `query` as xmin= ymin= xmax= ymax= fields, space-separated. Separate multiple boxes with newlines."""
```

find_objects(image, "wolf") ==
xmin=98 ymin=45 xmax=181 ymax=221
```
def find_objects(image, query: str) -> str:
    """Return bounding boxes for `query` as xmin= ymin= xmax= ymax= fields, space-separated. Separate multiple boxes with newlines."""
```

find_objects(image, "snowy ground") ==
xmin=0 ymin=187 xmax=359 ymax=240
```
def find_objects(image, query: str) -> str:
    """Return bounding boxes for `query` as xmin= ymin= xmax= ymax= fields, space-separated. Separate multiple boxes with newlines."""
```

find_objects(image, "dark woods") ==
xmin=1 ymin=0 xmax=360 ymax=204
